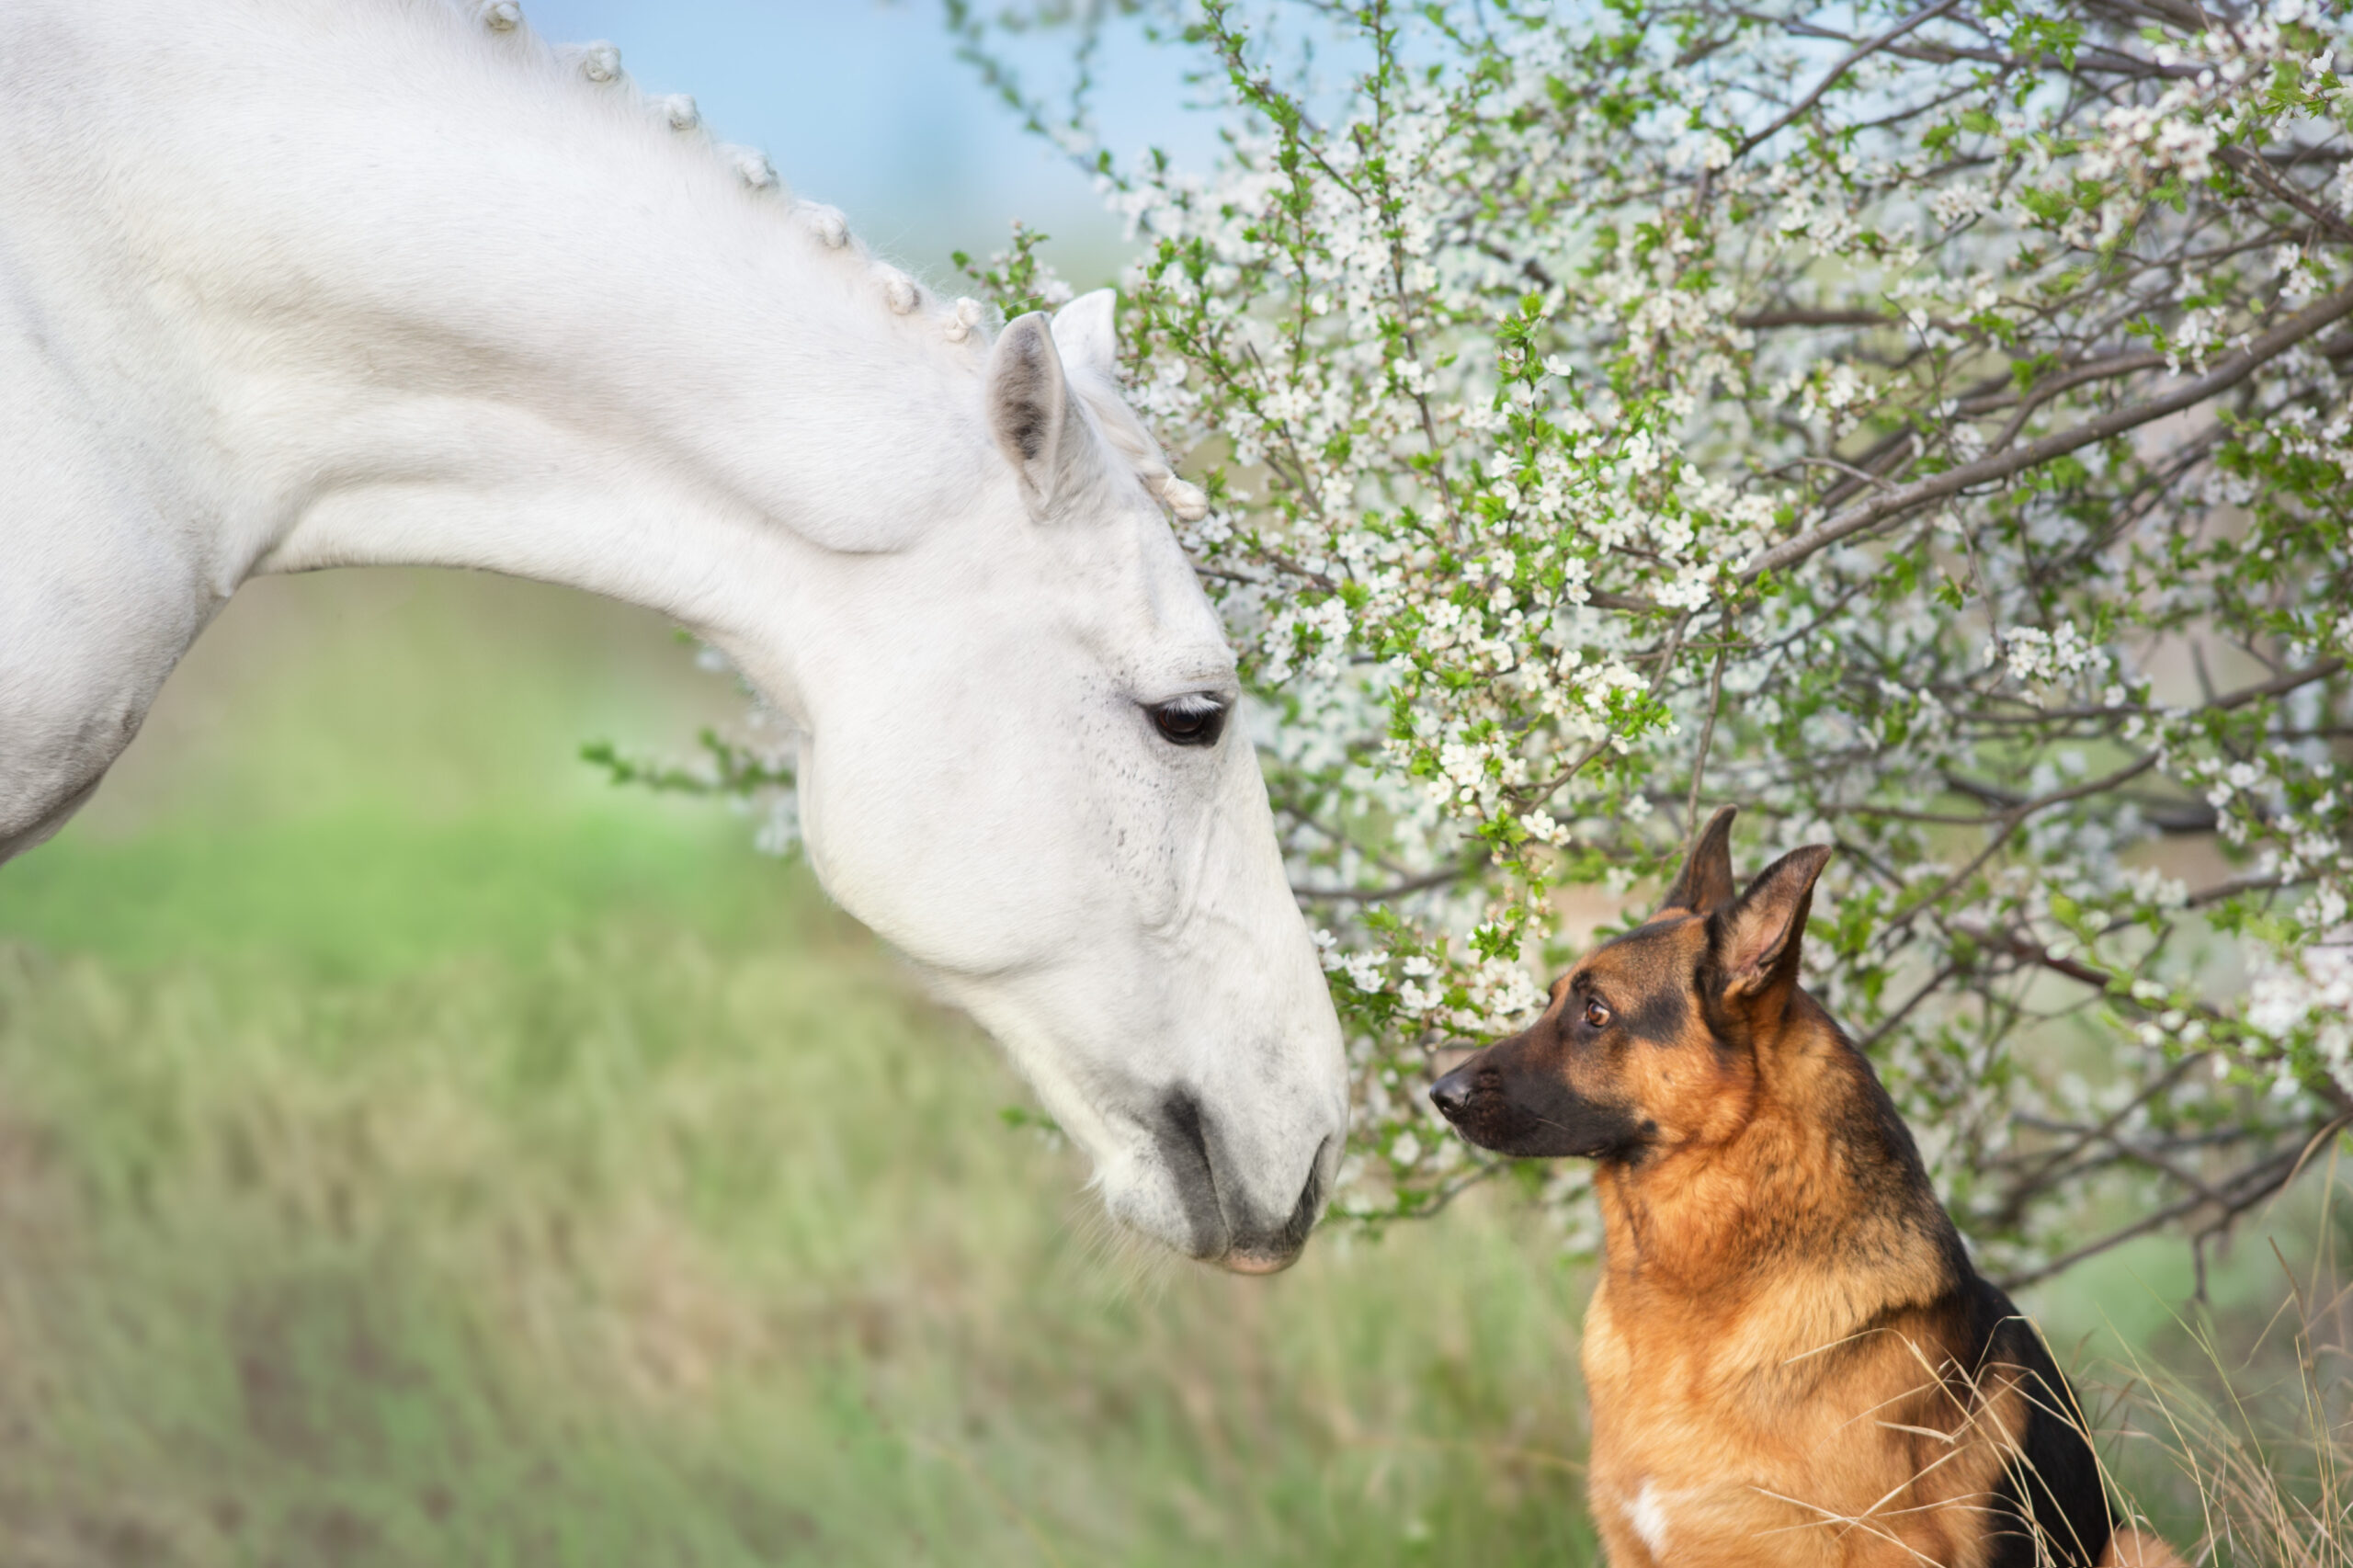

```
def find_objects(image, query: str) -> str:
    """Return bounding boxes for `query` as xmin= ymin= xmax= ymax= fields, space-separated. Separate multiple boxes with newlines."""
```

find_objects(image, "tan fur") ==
xmin=2100 ymin=1528 xmax=2187 ymax=1567
xmin=1431 ymin=811 xmax=2176 ymax=1567
xmin=1579 ymin=1029 xmax=2031 ymax=1566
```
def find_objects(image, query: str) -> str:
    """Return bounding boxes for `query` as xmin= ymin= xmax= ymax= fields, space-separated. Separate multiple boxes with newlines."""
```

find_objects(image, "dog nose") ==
xmin=1429 ymin=1066 xmax=1474 ymax=1122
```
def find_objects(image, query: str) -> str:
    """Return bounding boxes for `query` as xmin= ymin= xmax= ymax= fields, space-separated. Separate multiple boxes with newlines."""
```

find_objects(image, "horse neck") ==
xmin=18 ymin=0 xmax=990 ymax=694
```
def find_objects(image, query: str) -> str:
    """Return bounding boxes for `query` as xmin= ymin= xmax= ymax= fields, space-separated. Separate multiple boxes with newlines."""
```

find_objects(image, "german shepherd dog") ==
xmin=1429 ymin=808 xmax=2179 ymax=1567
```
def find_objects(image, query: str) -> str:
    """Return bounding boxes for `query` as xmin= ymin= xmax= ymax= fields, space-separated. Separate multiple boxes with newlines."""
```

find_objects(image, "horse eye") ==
xmin=1149 ymin=695 xmax=1229 ymax=748
xmin=1584 ymin=999 xmax=1611 ymax=1029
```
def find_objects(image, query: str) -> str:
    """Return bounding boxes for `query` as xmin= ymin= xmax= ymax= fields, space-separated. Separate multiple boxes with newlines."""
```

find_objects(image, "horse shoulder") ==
xmin=0 ymin=294 xmax=216 ymax=858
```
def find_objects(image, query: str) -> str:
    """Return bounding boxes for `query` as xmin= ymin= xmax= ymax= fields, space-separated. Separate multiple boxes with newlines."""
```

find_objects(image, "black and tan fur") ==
xmin=1430 ymin=808 xmax=2179 ymax=1568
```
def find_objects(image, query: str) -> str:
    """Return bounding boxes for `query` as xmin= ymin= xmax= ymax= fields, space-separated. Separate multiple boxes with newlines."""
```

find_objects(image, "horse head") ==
xmin=772 ymin=292 xmax=1348 ymax=1272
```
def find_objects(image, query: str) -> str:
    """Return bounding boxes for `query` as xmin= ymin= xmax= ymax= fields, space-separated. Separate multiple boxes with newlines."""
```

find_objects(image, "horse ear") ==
xmin=1046 ymin=289 xmax=1211 ymax=521
xmin=1657 ymin=804 xmax=1739 ymax=917
xmin=1709 ymin=844 xmax=1833 ymax=1007
xmin=1050 ymin=289 xmax=1119 ymax=384
xmin=985 ymin=311 xmax=1099 ymax=510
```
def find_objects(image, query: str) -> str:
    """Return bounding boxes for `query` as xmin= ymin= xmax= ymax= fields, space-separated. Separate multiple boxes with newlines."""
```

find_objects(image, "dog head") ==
xmin=1428 ymin=807 xmax=1833 ymax=1163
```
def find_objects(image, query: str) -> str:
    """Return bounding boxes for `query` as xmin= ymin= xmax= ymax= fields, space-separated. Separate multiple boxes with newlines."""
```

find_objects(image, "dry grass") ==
xmin=2 ymin=568 xmax=2338 ymax=1566
xmin=2083 ymin=1155 xmax=2353 ymax=1566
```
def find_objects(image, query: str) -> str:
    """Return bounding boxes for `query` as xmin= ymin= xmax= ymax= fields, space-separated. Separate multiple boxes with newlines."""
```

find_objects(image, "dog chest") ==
xmin=1622 ymin=1479 xmax=1678 ymax=1557
xmin=1587 ymin=1466 xmax=1820 ymax=1566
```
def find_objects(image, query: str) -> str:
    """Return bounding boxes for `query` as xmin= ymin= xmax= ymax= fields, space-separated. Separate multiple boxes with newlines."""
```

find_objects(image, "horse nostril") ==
xmin=1429 ymin=1068 xmax=1474 ymax=1121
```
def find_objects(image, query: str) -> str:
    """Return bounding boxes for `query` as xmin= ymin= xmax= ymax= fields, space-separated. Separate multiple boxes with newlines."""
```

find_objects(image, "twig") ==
xmin=1955 ymin=656 xmax=2345 ymax=725
xmin=1293 ymin=866 xmax=1467 ymax=903
xmin=1733 ymin=0 xmax=1967 ymax=161
xmin=1520 ymin=612 xmax=1693 ymax=805
xmin=1995 ymin=1057 xmax=2204 ymax=1226
xmin=1734 ymin=307 xmax=1901 ymax=329
xmin=1684 ymin=645 xmax=1730 ymax=834
xmin=1876 ymin=752 xmax=2161 ymax=949
xmin=2217 ymin=145 xmax=2353 ymax=245
xmin=1996 ymin=1137 xmax=2336 ymax=1291
xmin=1745 ymin=282 xmax=2353 ymax=582
xmin=1857 ymin=958 xmax=1964 ymax=1053
xmin=1980 ymin=351 xmax=2171 ymax=456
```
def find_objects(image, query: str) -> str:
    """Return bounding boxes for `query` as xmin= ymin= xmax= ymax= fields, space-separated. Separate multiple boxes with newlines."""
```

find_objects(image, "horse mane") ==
xmin=451 ymin=0 xmax=964 ymax=335
xmin=441 ymin=0 xmax=1204 ymax=519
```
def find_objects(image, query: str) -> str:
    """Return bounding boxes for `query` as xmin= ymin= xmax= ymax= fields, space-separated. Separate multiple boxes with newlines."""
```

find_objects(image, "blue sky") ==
xmin=524 ymin=1 xmax=1210 ymax=285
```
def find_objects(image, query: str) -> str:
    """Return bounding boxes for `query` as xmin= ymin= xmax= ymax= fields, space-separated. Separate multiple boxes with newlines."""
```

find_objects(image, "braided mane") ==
xmin=449 ymin=0 xmax=1203 ymax=519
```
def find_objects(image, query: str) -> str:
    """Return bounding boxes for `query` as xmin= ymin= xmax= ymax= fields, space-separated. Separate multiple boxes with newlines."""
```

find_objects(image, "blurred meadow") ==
xmin=0 ymin=570 xmax=1609 ymax=1566
xmin=2 ymin=4 xmax=2345 ymax=1563
xmin=2 ymin=575 xmax=2338 ymax=1567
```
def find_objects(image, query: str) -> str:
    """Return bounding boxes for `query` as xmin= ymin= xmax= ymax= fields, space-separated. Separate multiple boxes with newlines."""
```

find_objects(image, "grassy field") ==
xmin=0 ymin=570 xmax=1604 ymax=1567
xmin=0 ymin=569 xmax=2330 ymax=1564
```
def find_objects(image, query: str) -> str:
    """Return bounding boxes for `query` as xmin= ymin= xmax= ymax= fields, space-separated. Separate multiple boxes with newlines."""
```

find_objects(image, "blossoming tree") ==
xmin=633 ymin=0 xmax=2353 ymax=1285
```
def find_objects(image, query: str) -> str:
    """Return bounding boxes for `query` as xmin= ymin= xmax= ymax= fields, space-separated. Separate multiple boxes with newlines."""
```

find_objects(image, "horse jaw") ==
xmin=787 ymin=623 xmax=1352 ymax=1272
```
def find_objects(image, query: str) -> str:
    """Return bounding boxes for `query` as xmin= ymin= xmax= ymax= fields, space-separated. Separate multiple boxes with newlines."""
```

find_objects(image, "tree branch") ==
xmin=1996 ymin=1129 xmax=2344 ymax=1292
xmin=1745 ymin=281 xmax=2353 ymax=582
xmin=1733 ymin=0 xmax=1966 ymax=161
xmin=1293 ymin=866 xmax=1468 ymax=903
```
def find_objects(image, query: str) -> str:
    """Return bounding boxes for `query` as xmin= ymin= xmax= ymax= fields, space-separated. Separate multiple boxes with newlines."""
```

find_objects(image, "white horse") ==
xmin=0 ymin=0 xmax=1347 ymax=1271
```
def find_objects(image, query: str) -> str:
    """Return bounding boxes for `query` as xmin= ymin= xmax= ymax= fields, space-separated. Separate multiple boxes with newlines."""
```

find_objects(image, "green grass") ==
xmin=0 ymin=812 xmax=773 ymax=981
xmin=0 ymin=571 xmax=1597 ymax=1566
xmin=0 ymin=832 xmax=1597 ymax=1567
xmin=0 ymin=568 xmax=2330 ymax=1564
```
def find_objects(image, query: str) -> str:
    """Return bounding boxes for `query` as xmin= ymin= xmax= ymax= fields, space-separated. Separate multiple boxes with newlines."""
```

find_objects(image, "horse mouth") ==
xmin=1217 ymin=1249 xmax=1301 ymax=1276
xmin=1222 ymin=1140 xmax=1327 ymax=1272
xmin=1154 ymin=1095 xmax=1328 ymax=1272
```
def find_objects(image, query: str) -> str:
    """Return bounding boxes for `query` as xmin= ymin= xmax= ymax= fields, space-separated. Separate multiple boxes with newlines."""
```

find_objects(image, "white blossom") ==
xmin=910 ymin=0 xmax=2353 ymax=1260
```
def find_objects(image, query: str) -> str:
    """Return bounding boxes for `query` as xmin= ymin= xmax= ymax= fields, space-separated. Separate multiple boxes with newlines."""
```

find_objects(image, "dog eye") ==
xmin=1149 ymin=694 xmax=1229 ymax=748
xmin=1583 ymin=999 xmax=1611 ymax=1029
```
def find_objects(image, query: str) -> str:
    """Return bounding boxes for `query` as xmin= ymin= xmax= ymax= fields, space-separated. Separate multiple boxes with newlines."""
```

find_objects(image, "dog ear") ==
xmin=1657 ymin=804 xmax=1740 ymax=917
xmin=1710 ymin=844 xmax=1834 ymax=1007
